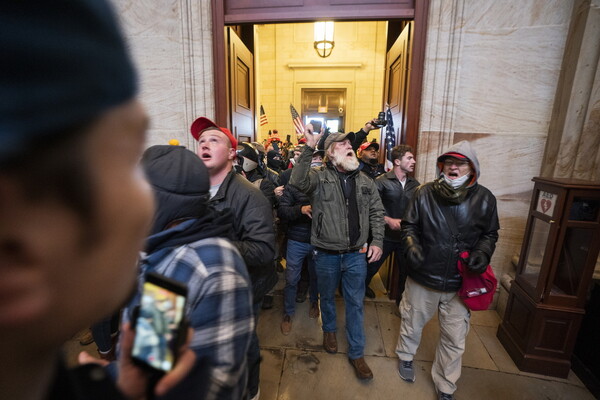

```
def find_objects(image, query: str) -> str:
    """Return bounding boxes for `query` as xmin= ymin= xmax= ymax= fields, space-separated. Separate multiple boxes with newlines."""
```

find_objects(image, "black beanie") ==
xmin=141 ymin=145 xmax=210 ymax=235
xmin=0 ymin=0 xmax=137 ymax=162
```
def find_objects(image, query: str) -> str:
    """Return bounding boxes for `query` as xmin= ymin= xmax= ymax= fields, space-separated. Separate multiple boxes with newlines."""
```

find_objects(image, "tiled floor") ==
xmin=64 ymin=273 xmax=596 ymax=400
xmin=253 ymin=274 xmax=595 ymax=400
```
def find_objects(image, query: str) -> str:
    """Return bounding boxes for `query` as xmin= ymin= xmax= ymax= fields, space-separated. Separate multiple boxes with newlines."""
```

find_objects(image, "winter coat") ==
xmin=278 ymin=184 xmax=311 ymax=243
xmin=210 ymin=169 xmax=276 ymax=301
xmin=375 ymin=171 xmax=420 ymax=242
xmin=290 ymin=145 xmax=384 ymax=251
xmin=401 ymin=140 xmax=499 ymax=292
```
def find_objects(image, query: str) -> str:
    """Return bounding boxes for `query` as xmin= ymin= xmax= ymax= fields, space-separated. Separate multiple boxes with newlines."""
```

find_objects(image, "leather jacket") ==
xmin=402 ymin=182 xmax=499 ymax=292
xmin=375 ymin=171 xmax=420 ymax=242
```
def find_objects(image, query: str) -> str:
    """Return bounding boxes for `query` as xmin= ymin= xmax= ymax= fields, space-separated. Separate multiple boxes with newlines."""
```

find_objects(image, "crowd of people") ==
xmin=0 ymin=1 xmax=499 ymax=400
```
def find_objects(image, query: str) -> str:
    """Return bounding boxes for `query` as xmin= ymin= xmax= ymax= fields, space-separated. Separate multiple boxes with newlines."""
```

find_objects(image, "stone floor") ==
xmin=252 ymin=274 xmax=595 ymax=400
xmin=64 ymin=272 xmax=596 ymax=400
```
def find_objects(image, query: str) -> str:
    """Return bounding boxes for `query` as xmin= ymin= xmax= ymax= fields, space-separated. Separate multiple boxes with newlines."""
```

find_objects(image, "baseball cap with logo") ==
xmin=190 ymin=117 xmax=237 ymax=148
xmin=359 ymin=142 xmax=379 ymax=152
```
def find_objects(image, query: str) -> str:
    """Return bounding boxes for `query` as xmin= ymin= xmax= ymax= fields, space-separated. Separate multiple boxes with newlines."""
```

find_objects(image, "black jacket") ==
xmin=245 ymin=168 xmax=277 ymax=208
xmin=359 ymin=160 xmax=385 ymax=180
xmin=402 ymin=182 xmax=499 ymax=292
xmin=278 ymin=184 xmax=311 ymax=243
xmin=265 ymin=167 xmax=281 ymax=188
xmin=279 ymin=167 xmax=293 ymax=187
xmin=210 ymin=169 xmax=276 ymax=300
xmin=375 ymin=171 xmax=420 ymax=242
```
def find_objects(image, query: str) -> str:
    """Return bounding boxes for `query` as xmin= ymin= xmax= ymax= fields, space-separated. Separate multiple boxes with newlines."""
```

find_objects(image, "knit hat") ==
xmin=0 ymin=0 xmax=137 ymax=162
xmin=141 ymin=145 xmax=210 ymax=234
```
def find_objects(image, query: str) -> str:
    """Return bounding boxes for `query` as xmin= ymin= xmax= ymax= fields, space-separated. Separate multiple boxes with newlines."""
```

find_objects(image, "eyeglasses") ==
xmin=443 ymin=159 xmax=469 ymax=167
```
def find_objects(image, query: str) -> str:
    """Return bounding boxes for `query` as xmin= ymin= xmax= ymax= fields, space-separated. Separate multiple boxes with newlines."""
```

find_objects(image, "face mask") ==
xmin=443 ymin=173 xmax=470 ymax=189
xmin=311 ymin=161 xmax=323 ymax=168
xmin=242 ymin=157 xmax=258 ymax=172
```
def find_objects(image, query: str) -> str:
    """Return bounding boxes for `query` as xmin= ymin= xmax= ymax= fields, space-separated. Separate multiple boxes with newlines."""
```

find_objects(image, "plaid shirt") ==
xmin=125 ymin=226 xmax=254 ymax=400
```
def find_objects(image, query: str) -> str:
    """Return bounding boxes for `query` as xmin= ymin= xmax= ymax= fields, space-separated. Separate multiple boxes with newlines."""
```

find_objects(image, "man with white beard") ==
xmin=290 ymin=126 xmax=384 ymax=381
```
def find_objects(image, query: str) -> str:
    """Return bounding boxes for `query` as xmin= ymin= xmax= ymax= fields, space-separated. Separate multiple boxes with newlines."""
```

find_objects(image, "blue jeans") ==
xmin=314 ymin=250 xmax=366 ymax=360
xmin=284 ymin=240 xmax=316 ymax=315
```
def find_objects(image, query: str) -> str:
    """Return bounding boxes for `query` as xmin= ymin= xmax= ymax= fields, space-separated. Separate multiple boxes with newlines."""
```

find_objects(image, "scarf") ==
xmin=433 ymin=176 xmax=470 ymax=204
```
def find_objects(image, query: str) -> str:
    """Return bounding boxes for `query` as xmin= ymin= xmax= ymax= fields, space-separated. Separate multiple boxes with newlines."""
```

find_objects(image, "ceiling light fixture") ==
xmin=314 ymin=21 xmax=334 ymax=58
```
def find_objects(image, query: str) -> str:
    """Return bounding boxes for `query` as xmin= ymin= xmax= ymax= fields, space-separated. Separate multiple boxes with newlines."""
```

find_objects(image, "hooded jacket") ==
xmin=401 ymin=140 xmax=499 ymax=292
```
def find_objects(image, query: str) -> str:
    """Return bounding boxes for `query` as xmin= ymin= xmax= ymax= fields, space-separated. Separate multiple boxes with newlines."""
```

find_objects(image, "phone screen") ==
xmin=309 ymin=120 xmax=322 ymax=134
xmin=132 ymin=275 xmax=187 ymax=372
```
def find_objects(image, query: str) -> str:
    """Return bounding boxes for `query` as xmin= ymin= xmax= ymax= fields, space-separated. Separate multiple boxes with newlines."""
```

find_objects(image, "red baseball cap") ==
xmin=438 ymin=151 xmax=467 ymax=161
xmin=190 ymin=117 xmax=237 ymax=148
xmin=359 ymin=141 xmax=379 ymax=152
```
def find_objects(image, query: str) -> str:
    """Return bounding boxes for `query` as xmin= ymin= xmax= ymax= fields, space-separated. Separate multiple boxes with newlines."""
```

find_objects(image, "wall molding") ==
xmin=288 ymin=63 xmax=363 ymax=69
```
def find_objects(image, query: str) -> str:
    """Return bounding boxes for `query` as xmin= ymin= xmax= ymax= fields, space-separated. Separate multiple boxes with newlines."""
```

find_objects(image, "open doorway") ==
xmin=211 ymin=0 xmax=429 ymax=153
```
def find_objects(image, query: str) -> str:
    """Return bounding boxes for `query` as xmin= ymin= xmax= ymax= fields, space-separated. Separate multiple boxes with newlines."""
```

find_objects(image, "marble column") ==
xmin=540 ymin=0 xmax=600 ymax=278
xmin=541 ymin=0 xmax=600 ymax=181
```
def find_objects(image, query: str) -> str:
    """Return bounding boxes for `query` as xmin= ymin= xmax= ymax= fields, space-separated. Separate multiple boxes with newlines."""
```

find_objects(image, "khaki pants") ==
xmin=395 ymin=277 xmax=470 ymax=394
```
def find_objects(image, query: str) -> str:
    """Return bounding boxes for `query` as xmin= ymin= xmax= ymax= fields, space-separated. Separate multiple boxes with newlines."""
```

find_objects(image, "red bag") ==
xmin=457 ymin=251 xmax=497 ymax=311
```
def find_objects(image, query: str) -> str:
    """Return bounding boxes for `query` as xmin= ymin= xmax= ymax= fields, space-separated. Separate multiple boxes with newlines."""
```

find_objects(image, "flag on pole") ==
xmin=259 ymin=105 xmax=268 ymax=126
xmin=384 ymin=106 xmax=396 ymax=171
xmin=290 ymin=104 xmax=305 ymax=136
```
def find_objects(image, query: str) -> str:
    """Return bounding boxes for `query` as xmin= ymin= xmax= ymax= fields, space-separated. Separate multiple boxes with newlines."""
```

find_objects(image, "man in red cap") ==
xmin=190 ymin=116 xmax=276 ymax=400
xmin=357 ymin=141 xmax=385 ymax=180
xmin=394 ymin=140 xmax=499 ymax=400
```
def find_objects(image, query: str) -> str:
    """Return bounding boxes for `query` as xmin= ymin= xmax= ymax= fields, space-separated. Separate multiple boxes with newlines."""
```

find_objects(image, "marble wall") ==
xmin=417 ymin=0 xmax=574 ymax=307
xmin=113 ymin=0 xmax=214 ymax=150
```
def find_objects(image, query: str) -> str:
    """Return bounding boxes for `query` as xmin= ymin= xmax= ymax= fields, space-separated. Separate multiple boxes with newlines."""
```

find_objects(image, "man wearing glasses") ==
xmin=394 ymin=140 xmax=499 ymax=400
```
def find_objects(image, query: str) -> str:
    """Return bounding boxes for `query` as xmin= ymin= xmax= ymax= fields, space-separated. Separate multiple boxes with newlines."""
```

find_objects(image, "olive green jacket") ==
xmin=290 ymin=146 xmax=384 ymax=251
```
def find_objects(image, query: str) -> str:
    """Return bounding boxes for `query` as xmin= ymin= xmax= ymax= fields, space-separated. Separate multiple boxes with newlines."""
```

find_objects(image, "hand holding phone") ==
xmin=309 ymin=120 xmax=322 ymax=134
xmin=131 ymin=272 xmax=188 ymax=374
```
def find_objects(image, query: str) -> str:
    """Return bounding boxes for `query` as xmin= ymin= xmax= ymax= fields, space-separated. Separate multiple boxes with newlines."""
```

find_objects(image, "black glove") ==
xmin=405 ymin=237 xmax=424 ymax=270
xmin=467 ymin=250 xmax=489 ymax=274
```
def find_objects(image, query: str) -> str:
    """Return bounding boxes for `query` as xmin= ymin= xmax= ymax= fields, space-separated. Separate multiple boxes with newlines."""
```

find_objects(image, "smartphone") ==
xmin=131 ymin=272 xmax=188 ymax=373
xmin=309 ymin=120 xmax=322 ymax=134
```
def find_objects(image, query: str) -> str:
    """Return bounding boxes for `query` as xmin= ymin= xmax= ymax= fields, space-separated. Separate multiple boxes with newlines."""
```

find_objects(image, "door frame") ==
xmin=211 ymin=0 xmax=430 ymax=150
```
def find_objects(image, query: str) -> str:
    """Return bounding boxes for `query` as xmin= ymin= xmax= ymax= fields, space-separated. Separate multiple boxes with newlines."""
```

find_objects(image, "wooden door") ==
xmin=228 ymin=27 xmax=255 ymax=141
xmin=382 ymin=22 xmax=412 ymax=147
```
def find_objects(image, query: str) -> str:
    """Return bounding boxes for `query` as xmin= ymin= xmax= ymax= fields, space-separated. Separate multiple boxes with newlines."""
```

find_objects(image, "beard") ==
xmin=329 ymin=149 xmax=360 ymax=171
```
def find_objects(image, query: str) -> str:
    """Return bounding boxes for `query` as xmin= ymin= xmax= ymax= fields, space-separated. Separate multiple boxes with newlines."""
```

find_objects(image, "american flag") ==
xmin=259 ymin=105 xmax=268 ymax=126
xmin=384 ymin=106 xmax=396 ymax=171
xmin=290 ymin=104 xmax=305 ymax=136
